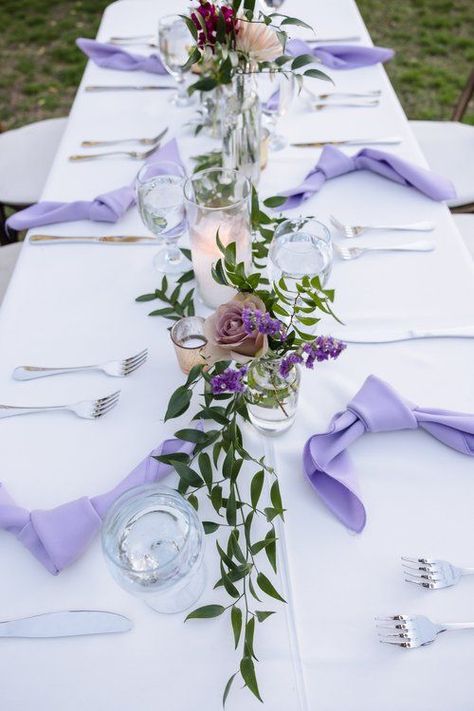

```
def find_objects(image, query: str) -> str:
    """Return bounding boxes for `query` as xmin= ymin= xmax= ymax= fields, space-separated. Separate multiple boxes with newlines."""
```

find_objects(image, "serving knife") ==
xmin=0 ymin=611 xmax=132 ymax=638
xmin=291 ymin=136 xmax=402 ymax=147
xmin=332 ymin=325 xmax=474 ymax=343
xmin=85 ymin=85 xmax=174 ymax=92
xmin=30 ymin=235 xmax=158 ymax=245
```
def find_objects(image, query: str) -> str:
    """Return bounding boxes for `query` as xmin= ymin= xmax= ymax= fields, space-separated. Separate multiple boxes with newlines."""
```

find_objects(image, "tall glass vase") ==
xmin=222 ymin=73 xmax=261 ymax=185
xmin=245 ymin=354 xmax=301 ymax=435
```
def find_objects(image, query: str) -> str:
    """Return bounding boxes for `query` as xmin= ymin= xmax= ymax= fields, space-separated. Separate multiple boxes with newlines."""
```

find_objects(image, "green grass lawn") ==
xmin=0 ymin=0 xmax=472 ymax=130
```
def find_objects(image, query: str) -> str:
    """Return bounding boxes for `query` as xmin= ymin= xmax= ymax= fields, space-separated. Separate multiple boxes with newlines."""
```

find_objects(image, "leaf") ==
xmin=270 ymin=480 xmax=283 ymax=512
xmin=164 ymin=386 xmax=192 ymax=421
xmin=135 ymin=293 xmax=157 ymax=302
xmin=198 ymin=452 xmax=213 ymax=491
xmin=280 ymin=15 xmax=313 ymax=31
xmin=251 ymin=470 xmax=264 ymax=509
xmin=223 ymin=673 xmax=237 ymax=708
xmin=255 ymin=610 xmax=275 ymax=623
xmin=190 ymin=76 xmax=218 ymax=93
xmin=187 ymin=493 xmax=198 ymax=511
xmin=186 ymin=604 xmax=225 ymax=620
xmin=221 ymin=565 xmax=240 ymax=598
xmin=291 ymin=53 xmax=316 ymax=70
xmin=303 ymin=68 xmax=333 ymax=83
xmin=154 ymin=452 xmax=189 ymax=466
xmin=240 ymin=656 xmax=262 ymax=702
xmin=244 ymin=617 xmax=257 ymax=660
xmin=174 ymin=428 xmax=208 ymax=443
xmin=257 ymin=572 xmax=286 ymax=603
xmin=174 ymin=463 xmax=203 ymax=488
xmin=265 ymin=530 xmax=277 ymax=573
xmin=222 ymin=444 xmax=234 ymax=479
xmin=262 ymin=195 xmax=287 ymax=209
xmin=248 ymin=576 xmax=261 ymax=602
xmin=226 ymin=487 xmax=237 ymax=526
xmin=179 ymin=13 xmax=198 ymax=40
xmin=231 ymin=606 xmax=243 ymax=649
xmin=203 ymin=521 xmax=219 ymax=534
xmin=211 ymin=484 xmax=223 ymax=514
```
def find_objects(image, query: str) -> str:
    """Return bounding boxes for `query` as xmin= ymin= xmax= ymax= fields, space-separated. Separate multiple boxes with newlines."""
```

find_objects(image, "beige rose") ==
xmin=235 ymin=21 xmax=283 ymax=63
xmin=204 ymin=293 xmax=269 ymax=364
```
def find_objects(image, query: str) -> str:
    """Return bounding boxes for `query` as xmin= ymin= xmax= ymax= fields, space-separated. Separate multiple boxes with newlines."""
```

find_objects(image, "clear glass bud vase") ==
xmin=222 ymin=73 xmax=261 ymax=185
xmin=245 ymin=355 xmax=301 ymax=435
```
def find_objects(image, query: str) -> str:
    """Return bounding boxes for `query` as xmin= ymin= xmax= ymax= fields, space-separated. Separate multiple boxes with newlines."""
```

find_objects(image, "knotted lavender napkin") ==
xmin=6 ymin=139 xmax=183 ymax=231
xmin=0 ymin=435 xmax=195 ymax=574
xmin=287 ymin=39 xmax=394 ymax=69
xmin=76 ymin=37 xmax=167 ymax=74
xmin=280 ymin=145 xmax=456 ymax=209
xmin=303 ymin=375 xmax=474 ymax=532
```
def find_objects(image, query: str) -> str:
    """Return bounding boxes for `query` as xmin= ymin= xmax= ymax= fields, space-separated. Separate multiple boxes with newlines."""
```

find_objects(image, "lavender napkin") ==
xmin=76 ymin=37 xmax=167 ymax=74
xmin=0 ymin=435 xmax=196 ymax=574
xmin=287 ymin=39 xmax=394 ymax=69
xmin=280 ymin=145 xmax=456 ymax=209
xmin=6 ymin=139 xmax=183 ymax=231
xmin=303 ymin=375 xmax=474 ymax=532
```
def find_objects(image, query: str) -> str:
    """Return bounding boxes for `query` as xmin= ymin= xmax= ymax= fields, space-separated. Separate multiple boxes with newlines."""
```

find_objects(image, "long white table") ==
xmin=1 ymin=1 xmax=474 ymax=709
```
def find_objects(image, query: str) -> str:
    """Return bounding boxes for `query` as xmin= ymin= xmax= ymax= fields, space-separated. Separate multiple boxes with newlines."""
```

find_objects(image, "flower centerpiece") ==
xmin=181 ymin=0 xmax=331 ymax=181
xmin=137 ymin=233 xmax=345 ymax=704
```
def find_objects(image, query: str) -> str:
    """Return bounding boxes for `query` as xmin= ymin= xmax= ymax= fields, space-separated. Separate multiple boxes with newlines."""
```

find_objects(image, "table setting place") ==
xmin=1 ymin=0 xmax=474 ymax=709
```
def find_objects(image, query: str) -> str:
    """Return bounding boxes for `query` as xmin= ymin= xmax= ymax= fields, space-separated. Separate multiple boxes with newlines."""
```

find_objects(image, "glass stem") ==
xmin=176 ymin=74 xmax=187 ymax=101
xmin=165 ymin=243 xmax=183 ymax=265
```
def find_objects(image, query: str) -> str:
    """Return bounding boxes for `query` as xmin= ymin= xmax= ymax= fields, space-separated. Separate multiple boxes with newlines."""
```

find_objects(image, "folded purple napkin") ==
xmin=280 ymin=145 xmax=456 ymax=209
xmin=287 ymin=39 xmax=394 ymax=69
xmin=303 ymin=375 xmax=474 ymax=533
xmin=6 ymin=139 xmax=182 ymax=231
xmin=76 ymin=37 xmax=167 ymax=74
xmin=0 ymin=435 xmax=195 ymax=574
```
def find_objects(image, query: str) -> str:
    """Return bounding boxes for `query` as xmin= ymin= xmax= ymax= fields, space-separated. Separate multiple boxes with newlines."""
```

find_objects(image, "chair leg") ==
xmin=0 ymin=203 xmax=19 ymax=245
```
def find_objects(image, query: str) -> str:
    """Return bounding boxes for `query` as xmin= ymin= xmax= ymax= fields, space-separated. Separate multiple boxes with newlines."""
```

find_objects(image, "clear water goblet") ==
xmin=260 ymin=71 xmax=295 ymax=151
xmin=102 ymin=484 xmax=206 ymax=614
xmin=158 ymin=15 xmax=193 ymax=108
xmin=136 ymin=159 xmax=190 ymax=276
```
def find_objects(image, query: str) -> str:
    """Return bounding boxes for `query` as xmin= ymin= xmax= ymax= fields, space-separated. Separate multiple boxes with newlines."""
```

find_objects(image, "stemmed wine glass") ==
xmin=261 ymin=0 xmax=286 ymax=6
xmin=136 ymin=160 xmax=190 ymax=276
xmin=260 ymin=72 xmax=295 ymax=151
xmin=158 ymin=15 xmax=193 ymax=107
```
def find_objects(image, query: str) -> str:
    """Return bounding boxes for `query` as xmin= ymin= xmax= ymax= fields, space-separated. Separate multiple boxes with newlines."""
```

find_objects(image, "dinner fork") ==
xmin=12 ymin=349 xmax=148 ymax=381
xmin=0 ymin=391 xmax=120 ymax=420
xmin=376 ymin=614 xmax=474 ymax=649
xmin=330 ymin=215 xmax=435 ymax=237
xmin=402 ymin=556 xmax=474 ymax=590
xmin=312 ymin=100 xmax=380 ymax=110
xmin=335 ymin=241 xmax=435 ymax=260
xmin=81 ymin=127 xmax=167 ymax=148
xmin=69 ymin=147 xmax=158 ymax=161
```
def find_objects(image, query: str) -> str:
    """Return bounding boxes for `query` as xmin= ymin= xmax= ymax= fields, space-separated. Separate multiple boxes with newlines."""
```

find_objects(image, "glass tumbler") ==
xmin=102 ymin=484 xmax=206 ymax=614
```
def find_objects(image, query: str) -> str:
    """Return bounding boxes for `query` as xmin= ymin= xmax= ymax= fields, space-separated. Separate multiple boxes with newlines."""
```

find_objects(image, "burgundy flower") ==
xmin=191 ymin=0 xmax=237 ymax=49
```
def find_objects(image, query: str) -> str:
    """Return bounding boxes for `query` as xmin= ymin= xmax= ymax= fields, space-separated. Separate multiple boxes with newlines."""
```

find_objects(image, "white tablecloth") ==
xmin=1 ymin=1 xmax=473 ymax=709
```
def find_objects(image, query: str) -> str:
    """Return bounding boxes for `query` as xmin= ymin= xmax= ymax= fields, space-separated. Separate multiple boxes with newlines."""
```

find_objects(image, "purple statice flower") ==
xmin=210 ymin=366 xmax=248 ymax=394
xmin=242 ymin=306 xmax=286 ymax=340
xmin=302 ymin=336 xmax=346 ymax=369
xmin=278 ymin=352 xmax=303 ymax=378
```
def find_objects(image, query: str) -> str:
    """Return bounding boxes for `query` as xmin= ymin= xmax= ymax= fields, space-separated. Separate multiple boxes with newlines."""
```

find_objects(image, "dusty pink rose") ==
xmin=204 ymin=293 xmax=268 ymax=364
xmin=235 ymin=20 xmax=283 ymax=62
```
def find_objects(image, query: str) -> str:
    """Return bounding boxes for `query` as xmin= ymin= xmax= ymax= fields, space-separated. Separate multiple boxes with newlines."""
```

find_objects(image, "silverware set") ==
xmin=303 ymin=86 xmax=382 ymax=110
xmin=69 ymin=127 xmax=168 ymax=162
xmin=378 ymin=555 xmax=474 ymax=649
xmin=1 ymin=349 xmax=148 ymax=420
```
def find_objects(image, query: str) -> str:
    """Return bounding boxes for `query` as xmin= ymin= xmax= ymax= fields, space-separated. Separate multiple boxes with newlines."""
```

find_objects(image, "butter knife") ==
xmin=332 ymin=325 xmax=474 ymax=343
xmin=0 ymin=610 xmax=132 ymax=638
xmin=85 ymin=85 xmax=174 ymax=92
xmin=30 ymin=235 xmax=158 ymax=245
xmin=291 ymin=136 xmax=402 ymax=147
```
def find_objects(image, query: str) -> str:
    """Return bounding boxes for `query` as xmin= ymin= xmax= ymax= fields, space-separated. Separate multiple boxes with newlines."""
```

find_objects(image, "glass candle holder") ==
xmin=183 ymin=168 xmax=252 ymax=309
xmin=170 ymin=316 xmax=207 ymax=374
xmin=102 ymin=484 xmax=206 ymax=614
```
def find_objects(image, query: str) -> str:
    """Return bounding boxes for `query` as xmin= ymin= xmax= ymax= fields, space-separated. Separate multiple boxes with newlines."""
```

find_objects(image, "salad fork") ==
xmin=69 ymin=147 xmax=158 ymax=161
xmin=0 ymin=391 xmax=120 ymax=420
xmin=402 ymin=556 xmax=474 ymax=590
xmin=335 ymin=241 xmax=435 ymax=260
xmin=12 ymin=349 xmax=148 ymax=381
xmin=376 ymin=614 xmax=474 ymax=649
xmin=330 ymin=214 xmax=435 ymax=237
xmin=81 ymin=127 xmax=167 ymax=148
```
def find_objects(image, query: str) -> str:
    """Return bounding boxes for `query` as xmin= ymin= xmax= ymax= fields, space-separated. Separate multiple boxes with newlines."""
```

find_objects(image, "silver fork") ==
xmin=402 ymin=556 xmax=474 ymax=590
xmin=81 ymin=127 xmax=167 ymax=148
xmin=0 ymin=391 xmax=120 ymax=420
xmin=69 ymin=147 xmax=158 ymax=162
xmin=330 ymin=214 xmax=435 ymax=237
xmin=376 ymin=614 xmax=474 ymax=649
xmin=312 ymin=100 xmax=380 ymax=110
xmin=12 ymin=349 xmax=148 ymax=381
xmin=335 ymin=241 xmax=435 ymax=260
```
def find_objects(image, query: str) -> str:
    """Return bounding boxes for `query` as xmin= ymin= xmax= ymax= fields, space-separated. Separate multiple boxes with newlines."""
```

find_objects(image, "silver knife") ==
xmin=332 ymin=325 xmax=474 ymax=343
xmin=0 ymin=611 xmax=132 ymax=638
xmin=291 ymin=136 xmax=402 ymax=147
xmin=303 ymin=35 xmax=362 ymax=43
xmin=85 ymin=85 xmax=174 ymax=92
xmin=30 ymin=235 xmax=158 ymax=245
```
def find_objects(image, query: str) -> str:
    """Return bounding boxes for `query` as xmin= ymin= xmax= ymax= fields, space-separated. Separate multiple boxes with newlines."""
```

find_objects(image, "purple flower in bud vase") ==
xmin=279 ymin=353 xmax=303 ymax=378
xmin=242 ymin=306 xmax=286 ymax=340
xmin=211 ymin=366 xmax=248 ymax=394
xmin=302 ymin=336 xmax=346 ymax=369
